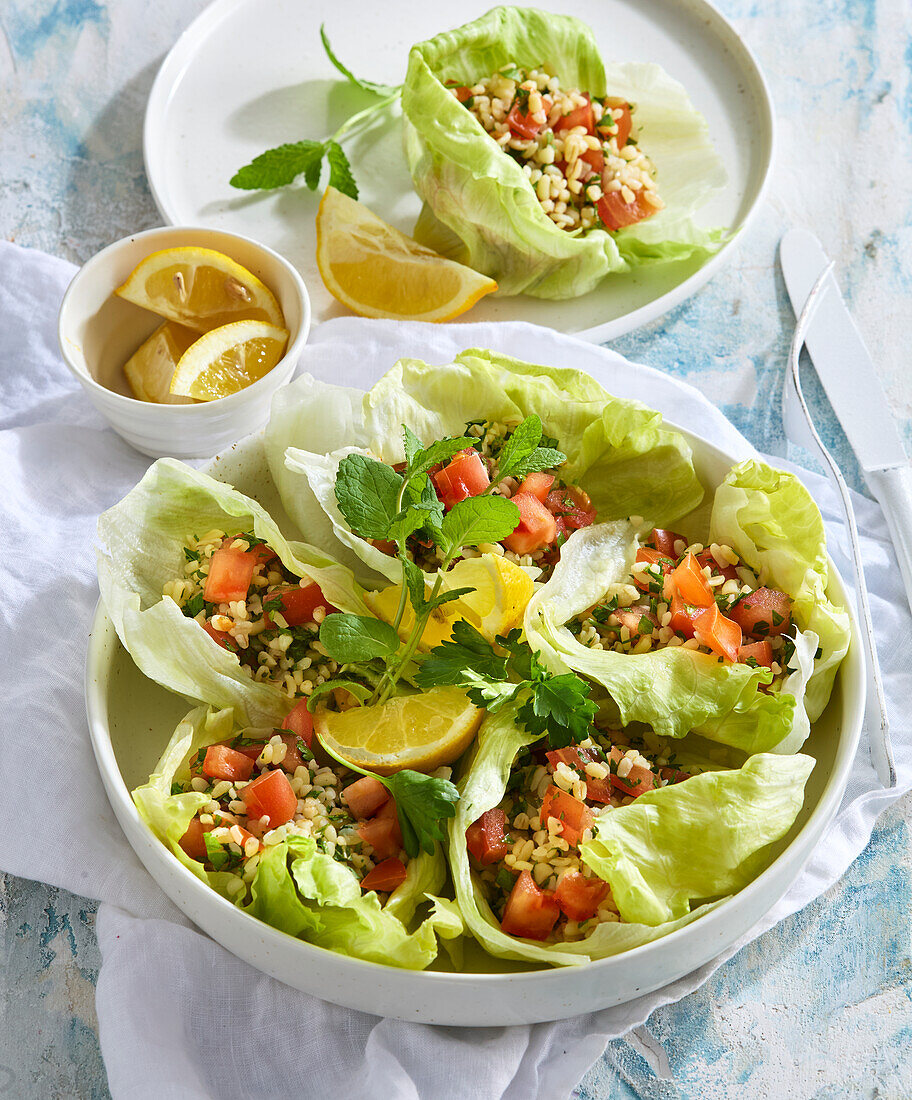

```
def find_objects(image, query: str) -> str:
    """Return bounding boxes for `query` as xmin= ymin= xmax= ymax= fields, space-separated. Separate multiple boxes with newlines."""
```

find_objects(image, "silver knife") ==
xmin=780 ymin=228 xmax=912 ymax=611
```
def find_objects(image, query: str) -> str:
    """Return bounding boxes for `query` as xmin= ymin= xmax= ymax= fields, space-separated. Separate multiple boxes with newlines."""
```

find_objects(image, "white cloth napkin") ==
xmin=2 ymin=238 xmax=910 ymax=1100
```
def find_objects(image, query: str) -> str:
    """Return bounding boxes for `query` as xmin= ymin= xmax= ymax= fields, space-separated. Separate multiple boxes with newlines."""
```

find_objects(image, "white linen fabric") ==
xmin=1 ymin=238 xmax=909 ymax=1100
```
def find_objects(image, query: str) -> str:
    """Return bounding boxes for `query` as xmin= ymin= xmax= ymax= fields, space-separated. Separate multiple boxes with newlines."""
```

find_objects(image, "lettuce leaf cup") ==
xmin=97 ymin=458 xmax=369 ymax=727
xmin=524 ymin=460 xmax=850 ymax=755
xmin=401 ymin=6 xmax=726 ymax=298
xmin=447 ymin=704 xmax=814 ymax=965
xmin=133 ymin=706 xmax=462 ymax=969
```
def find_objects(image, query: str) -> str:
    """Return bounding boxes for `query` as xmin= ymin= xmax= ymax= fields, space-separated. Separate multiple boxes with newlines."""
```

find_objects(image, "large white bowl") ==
xmin=85 ymin=425 xmax=863 ymax=1025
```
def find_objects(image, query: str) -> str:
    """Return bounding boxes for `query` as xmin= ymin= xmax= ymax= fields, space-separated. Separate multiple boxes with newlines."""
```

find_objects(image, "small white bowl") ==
xmin=57 ymin=225 xmax=311 ymax=459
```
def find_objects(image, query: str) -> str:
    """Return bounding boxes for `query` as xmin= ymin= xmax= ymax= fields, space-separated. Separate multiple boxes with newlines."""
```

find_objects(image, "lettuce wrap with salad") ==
xmin=132 ymin=706 xmax=462 ymax=969
xmin=402 ymin=6 xmax=726 ymax=298
xmin=266 ymin=348 xmax=704 ymax=596
xmin=524 ymin=460 xmax=851 ymax=755
xmin=96 ymin=458 xmax=369 ymax=727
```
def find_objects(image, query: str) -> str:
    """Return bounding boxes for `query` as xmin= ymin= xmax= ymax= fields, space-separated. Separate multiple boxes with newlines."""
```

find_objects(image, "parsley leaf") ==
xmin=517 ymin=662 xmax=598 ymax=749
xmin=381 ymin=769 xmax=460 ymax=856
xmin=319 ymin=613 xmax=401 ymax=663
xmin=230 ymin=140 xmax=326 ymax=191
xmin=334 ymin=453 xmax=402 ymax=539
xmin=319 ymin=24 xmax=400 ymax=97
xmin=326 ymin=141 xmax=358 ymax=199
xmin=414 ymin=620 xmax=509 ymax=687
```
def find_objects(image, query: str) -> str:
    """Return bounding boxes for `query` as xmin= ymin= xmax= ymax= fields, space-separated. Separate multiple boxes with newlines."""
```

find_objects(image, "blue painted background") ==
xmin=1 ymin=0 xmax=911 ymax=1095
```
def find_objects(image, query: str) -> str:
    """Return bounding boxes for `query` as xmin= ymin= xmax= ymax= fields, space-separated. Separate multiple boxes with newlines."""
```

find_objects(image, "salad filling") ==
xmin=451 ymin=66 xmax=661 ymax=234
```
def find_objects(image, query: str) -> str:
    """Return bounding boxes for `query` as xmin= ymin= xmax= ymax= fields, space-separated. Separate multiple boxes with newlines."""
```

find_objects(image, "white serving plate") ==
xmin=144 ymin=0 xmax=774 ymax=342
xmin=85 ymin=424 xmax=863 ymax=1026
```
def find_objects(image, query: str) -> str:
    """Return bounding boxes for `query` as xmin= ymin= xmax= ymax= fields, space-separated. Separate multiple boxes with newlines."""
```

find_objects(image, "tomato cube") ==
xmin=518 ymin=471 xmax=555 ymax=502
xmin=633 ymin=547 xmax=674 ymax=593
xmin=280 ymin=698 xmax=314 ymax=749
xmin=554 ymin=872 xmax=609 ymax=921
xmin=241 ymin=769 xmax=297 ymax=827
xmin=503 ymin=492 xmax=558 ymax=554
xmin=601 ymin=98 xmax=633 ymax=147
xmin=546 ymin=746 xmax=612 ymax=804
xmin=696 ymin=548 xmax=738 ymax=582
xmin=202 ymin=744 xmax=255 ymax=783
xmin=360 ymin=857 xmax=408 ymax=893
xmin=608 ymin=746 xmax=655 ymax=798
xmin=265 ymin=582 xmax=337 ymax=627
xmin=465 ymin=808 xmax=509 ymax=865
xmin=357 ymin=812 xmax=403 ymax=860
xmin=646 ymin=528 xmax=686 ymax=557
xmin=693 ymin=603 xmax=743 ymax=663
xmin=501 ymin=870 xmax=561 ymax=940
xmin=614 ymin=606 xmax=658 ymax=643
xmin=669 ymin=592 xmax=701 ymax=638
xmin=672 ymin=551 xmax=714 ymax=608
xmin=545 ymin=486 xmax=596 ymax=530
xmin=554 ymin=94 xmax=594 ymax=134
xmin=539 ymin=786 xmax=594 ymax=847
xmin=203 ymin=547 xmax=258 ymax=604
xmin=433 ymin=450 xmax=490 ymax=510
xmin=596 ymin=189 xmax=655 ymax=231
xmin=738 ymin=639 xmax=774 ymax=668
xmin=729 ymin=587 xmax=793 ymax=638
xmin=179 ymin=817 xmax=210 ymax=862
xmin=344 ymin=776 xmax=390 ymax=820
xmin=201 ymin=620 xmax=237 ymax=651
xmin=507 ymin=101 xmax=545 ymax=139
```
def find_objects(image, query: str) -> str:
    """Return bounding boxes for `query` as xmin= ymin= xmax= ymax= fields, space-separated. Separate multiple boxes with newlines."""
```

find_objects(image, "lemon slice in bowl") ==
xmin=169 ymin=320 xmax=288 ymax=401
xmin=115 ymin=246 xmax=284 ymax=332
xmin=315 ymin=186 xmax=497 ymax=322
xmin=363 ymin=554 xmax=534 ymax=649
xmin=124 ymin=321 xmax=199 ymax=404
xmin=313 ymin=687 xmax=483 ymax=775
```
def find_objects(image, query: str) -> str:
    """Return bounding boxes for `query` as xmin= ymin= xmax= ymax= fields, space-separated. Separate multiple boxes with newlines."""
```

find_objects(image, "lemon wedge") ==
xmin=314 ymin=687 xmax=483 ymax=775
xmin=315 ymin=187 xmax=497 ymax=322
xmin=115 ymin=246 xmax=284 ymax=332
xmin=124 ymin=321 xmax=199 ymax=404
xmin=168 ymin=320 xmax=288 ymax=401
xmin=363 ymin=554 xmax=534 ymax=650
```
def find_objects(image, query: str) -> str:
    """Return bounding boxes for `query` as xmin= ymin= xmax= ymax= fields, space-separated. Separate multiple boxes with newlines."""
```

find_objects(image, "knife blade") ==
xmin=780 ymin=227 xmax=912 ymax=619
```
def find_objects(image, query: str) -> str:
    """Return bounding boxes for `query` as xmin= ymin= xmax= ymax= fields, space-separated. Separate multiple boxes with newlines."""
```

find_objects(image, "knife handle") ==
xmin=867 ymin=464 xmax=912 ymax=608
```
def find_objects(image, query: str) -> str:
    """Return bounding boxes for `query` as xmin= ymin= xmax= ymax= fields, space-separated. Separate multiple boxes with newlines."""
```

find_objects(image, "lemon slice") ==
xmin=124 ymin=321 xmax=199 ymax=404
xmin=315 ymin=187 xmax=497 ymax=322
xmin=115 ymin=246 xmax=284 ymax=332
xmin=168 ymin=320 xmax=288 ymax=401
xmin=314 ymin=687 xmax=483 ymax=774
xmin=363 ymin=554 xmax=534 ymax=649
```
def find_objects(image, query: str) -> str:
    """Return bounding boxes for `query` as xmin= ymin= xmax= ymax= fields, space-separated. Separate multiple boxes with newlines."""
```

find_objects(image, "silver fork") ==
xmin=783 ymin=264 xmax=895 ymax=788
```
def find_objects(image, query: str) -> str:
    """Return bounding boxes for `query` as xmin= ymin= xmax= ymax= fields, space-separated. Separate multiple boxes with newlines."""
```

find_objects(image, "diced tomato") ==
xmin=729 ymin=587 xmax=793 ymax=638
xmin=633 ymin=546 xmax=675 ymax=593
xmin=659 ymin=767 xmax=691 ymax=785
xmin=203 ymin=547 xmax=258 ymax=604
xmin=501 ymin=870 xmax=561 ymax=940
xmin=738 ymin=638 xmax=774 ymax=668
xmin=646 ymin=528 xmax=686 ymax=557
xmin=669 ymin=592 xmax=702 ymax=639
xmin=579 ymin=146 xmax=604 ymax=178
xmin=693 ymin=603 xmax=743 ymax=663
xmin=278 ymin=733 xmax=307 ymax=774
xmin=545 ymin=486 xmax=596 ymax=530
xmin=554 ymin=871 xmax=609 ymax=921
xmin=506 ymin=99 xmax=545 ymax=139
xmin=608 ymin=745 xmax=656 ymax=798
xmin=265 ymin=582 xmax=337 ymax=628
xmin=280 ymin=698 xmax=315 ymax=749
xmin=344 ymin=776 xmax=390 ymax=820
xmin=221 ymin=537 xmax=277 ymax=569
xmin=360 ymin=857 xmax=408 ymax=893
xmin=178 ymin=817 xmax=210 ymax=861
xmin=554 ymin=94 xmax=594 ymax=134
xmin=518 ymin=471 xmax=555 ymax=502
xmin=503 ymin=491 xmax=558 ymax=554
xmin=201 ymin=620 xmax=236 ymax=651
xmin=596 ymin=188 xmax=655 ymax=231
xmin=465 ymin=808 xmax=509 ymax=865
xmin=371 ymin=539 xmax=397 ymax=556
xmin=433 ymin=449 xmax=490 ymax=510
xmin=202 ymin=744 xmax=255 ymax=783
xmin=672 ymin=551 xmax=714 ymax=607
xmin=453 ymin=85 xmax=473 ymax=104
xmin=601 ymin=98 xmax=633 ymax=147
xmin=546 ymin=746 xmax=612 ymax=804
xmin=539 ymin=786 xmax=594 ymax=847
xmin=241 ymin=769 xmax=297 ymax=827
xmin=614 ymin=606 xmax=658 ymax=642
xmin=357 ymin=810 xmax=402 ymax=860
xmin=696 ymin=549 xmax=738 ymax=583
xmin=228 ymin=743 xmax=263 ymax=761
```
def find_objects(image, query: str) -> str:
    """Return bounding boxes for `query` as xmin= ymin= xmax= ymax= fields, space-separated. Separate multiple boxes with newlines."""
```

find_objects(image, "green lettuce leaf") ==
xmin=524 ymin=521 xmax=798 ymax=752
xmin=709 ymin=460 xmax=851 ymax=722
xmin=271 ymin=349 xmax=703 ymax=585
xmin=97 ymin=457 xmax=369 ymax=726
xmin=447 ymin=706 xmax=723 ymax=966
xmin=133 ymin=706 xmax=462 ymax=969
xmin=401 ymin=7 xmax=726 ymax=299
xmin=580 ymin=753 xmax=815 ymax=925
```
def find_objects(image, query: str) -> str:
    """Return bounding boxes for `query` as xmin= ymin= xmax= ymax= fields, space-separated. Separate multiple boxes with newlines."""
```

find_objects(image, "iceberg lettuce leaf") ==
xmin=581 ymin=753 xmax=815 ymax=925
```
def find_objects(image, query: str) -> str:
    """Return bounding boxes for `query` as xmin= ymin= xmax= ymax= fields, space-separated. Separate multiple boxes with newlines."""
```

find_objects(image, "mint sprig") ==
xmin=495 ymin=414 xmax=566 ymax=482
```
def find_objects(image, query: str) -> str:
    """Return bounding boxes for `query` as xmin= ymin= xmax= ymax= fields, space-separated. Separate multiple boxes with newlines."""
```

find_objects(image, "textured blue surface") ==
xmin=1 ymin=0 xmax=911 ymax=1095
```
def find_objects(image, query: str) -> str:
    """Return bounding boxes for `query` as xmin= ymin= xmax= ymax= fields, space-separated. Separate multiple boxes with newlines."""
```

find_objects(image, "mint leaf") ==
xmin=405 ymin=434 xmax=476 ymax=488
xmin=439 ymin=495 xmax=519 ymax=556
xmin=305 ymin=678 xmax=373 ymax=713
xmin=386 ymin=503 xmax=429 ymax=544
xmin=319 ymin=613 xmax=400 ymax=663
xmin=382 ymin=770 xmax=460 ymax=856
xmin=401 ymin=557 xmax=429 ymax=615
xmin=495 ymin=414 xmax=566 ymax=481
xmin=412 ymin=476 xmax=445 ymax=539
xmin=320 ymin=24 xmax=401 ymax=98
xmin=203 ymin=831 xmax=228 ymax=871
xmin=402 ymin=425 xmax=422 ymax=468
xmin=508 ymin=447 xmax=566 ymax=481
xmin=335 ymin=453 xmax=401 ymax=539
xmin=230 ymin=140 xmax=325 ymax=191
xmin=415 ymin=621 xmax=509 ymax=687
xmin=326 ymin=142 xmax=358 ymax=199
